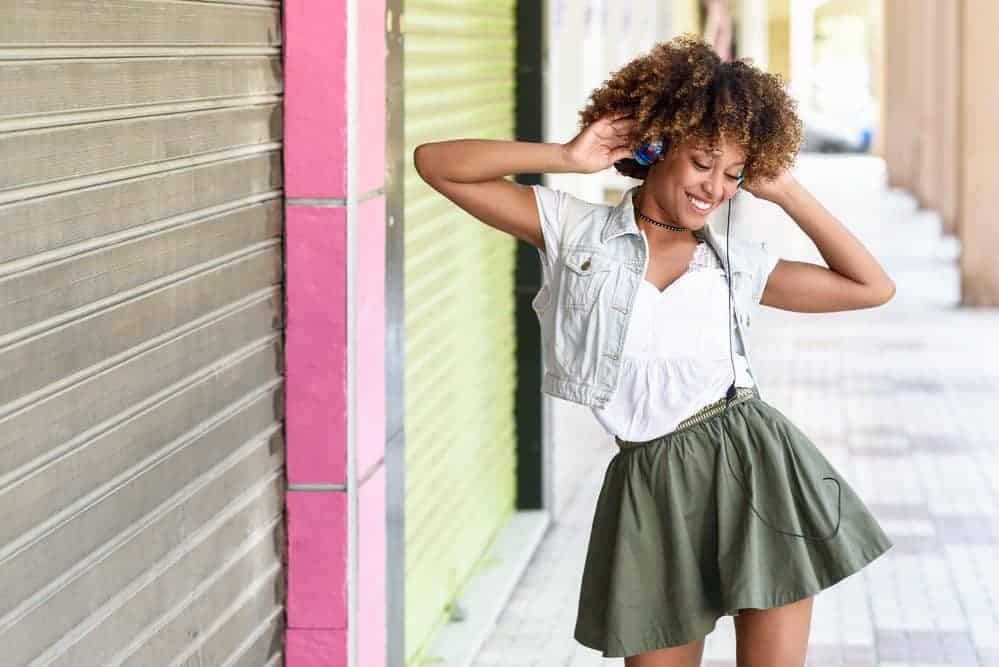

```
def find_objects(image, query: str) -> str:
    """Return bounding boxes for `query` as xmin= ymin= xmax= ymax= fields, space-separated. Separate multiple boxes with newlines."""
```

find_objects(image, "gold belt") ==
xmin=615 ymin=385 xmax=758 ymax=450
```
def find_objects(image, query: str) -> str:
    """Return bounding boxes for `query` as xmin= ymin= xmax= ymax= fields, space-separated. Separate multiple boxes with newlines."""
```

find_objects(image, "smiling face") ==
xmin=640 ymin=135 xmax=747 ymax=231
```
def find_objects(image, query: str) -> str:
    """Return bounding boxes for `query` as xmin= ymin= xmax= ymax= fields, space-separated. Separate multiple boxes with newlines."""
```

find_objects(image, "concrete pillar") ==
xmin=737 ymin=0 xmax=769 ymax=69
xmin=882 ymin=0 xmax=910 ymax=191
xmin=914 ymin=0 xmax=937 ymax=210
xmin=869 ymin=0 xmax=883 ymax=158
xmin=933 ymin=0 xmax=960 ymax=235
xmin=960 ymin=0 xmax=999 ymax=304
xmin=903 ymin=0 xmax=928 ymax=195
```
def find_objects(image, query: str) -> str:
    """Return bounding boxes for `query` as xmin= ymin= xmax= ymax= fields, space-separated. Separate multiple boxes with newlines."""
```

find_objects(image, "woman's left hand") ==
xmin=741 ymin=169 xmax=798 ymax=206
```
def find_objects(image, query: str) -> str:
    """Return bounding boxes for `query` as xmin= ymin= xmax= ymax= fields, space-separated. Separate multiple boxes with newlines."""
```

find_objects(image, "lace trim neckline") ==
xmin=641 ymin=240 xmax=722 ymax=294
xmin=688 ymin=240 xmax=721 ymax=271
xmin=641 ymin=233 xmax=721 ymax=273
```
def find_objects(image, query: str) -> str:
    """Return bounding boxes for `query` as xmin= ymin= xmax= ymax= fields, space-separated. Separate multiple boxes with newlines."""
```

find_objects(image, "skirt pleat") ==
xmin=574 ymin=395 xmax=894 ymax=658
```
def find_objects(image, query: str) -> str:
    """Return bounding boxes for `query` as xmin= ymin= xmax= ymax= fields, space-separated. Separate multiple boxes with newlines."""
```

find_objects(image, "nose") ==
xmin=702 ymin=172 xmax=725 ymax=201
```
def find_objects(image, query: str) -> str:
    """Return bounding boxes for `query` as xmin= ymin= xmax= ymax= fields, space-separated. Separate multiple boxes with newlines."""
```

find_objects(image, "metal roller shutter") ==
xmin=0 ymin=2 xmax=285 ymax=665
xmin=403 ymin=1 xmax=518 ymax=663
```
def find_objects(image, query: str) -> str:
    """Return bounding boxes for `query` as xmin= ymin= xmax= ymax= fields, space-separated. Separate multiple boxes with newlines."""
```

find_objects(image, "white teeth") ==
xmin=687 ymin=194 xmax=711 ymax=211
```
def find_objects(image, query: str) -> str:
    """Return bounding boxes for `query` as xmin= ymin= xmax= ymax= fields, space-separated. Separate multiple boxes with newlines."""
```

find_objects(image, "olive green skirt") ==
xmin=574 ymin=387 xmax=894 ymax=658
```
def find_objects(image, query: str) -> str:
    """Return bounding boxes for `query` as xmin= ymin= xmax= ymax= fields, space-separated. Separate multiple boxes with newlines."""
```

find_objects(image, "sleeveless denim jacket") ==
xmin=531 ymin=185 xmax=771 ymax=409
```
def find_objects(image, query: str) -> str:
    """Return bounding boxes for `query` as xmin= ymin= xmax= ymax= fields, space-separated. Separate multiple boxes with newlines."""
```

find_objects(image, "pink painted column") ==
xmin=283 ymin=0 xmax=387 ymax=665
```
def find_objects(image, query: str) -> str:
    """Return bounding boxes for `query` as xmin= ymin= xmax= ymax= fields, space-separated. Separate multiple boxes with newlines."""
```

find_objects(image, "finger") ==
xmin=610 ymin=117 xmax=635 ymax=132
xmin=610 ymin=127 xmax=633 ymax=141
xmin=597 ymin=121 xmax=629 ymax=140
xmin=610 ymin=146 xmax=633 ymax=163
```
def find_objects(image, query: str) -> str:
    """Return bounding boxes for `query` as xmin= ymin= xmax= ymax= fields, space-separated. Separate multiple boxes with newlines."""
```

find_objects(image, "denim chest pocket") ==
xmin=561 ymin=248 xmax=614 ymax=310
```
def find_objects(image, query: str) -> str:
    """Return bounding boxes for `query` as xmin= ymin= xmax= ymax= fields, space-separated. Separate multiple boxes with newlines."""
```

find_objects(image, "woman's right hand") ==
xmin=561 ymin=115 xmax=636 ymax=174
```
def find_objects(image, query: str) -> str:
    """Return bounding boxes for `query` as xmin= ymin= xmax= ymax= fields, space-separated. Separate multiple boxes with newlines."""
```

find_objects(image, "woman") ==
xmin=414 ymin=35 xmax=894 ymax=667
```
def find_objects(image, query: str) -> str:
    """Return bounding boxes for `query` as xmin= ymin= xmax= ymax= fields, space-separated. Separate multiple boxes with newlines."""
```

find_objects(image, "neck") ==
xmin=633 ymin=186 xmax=696 ymax=244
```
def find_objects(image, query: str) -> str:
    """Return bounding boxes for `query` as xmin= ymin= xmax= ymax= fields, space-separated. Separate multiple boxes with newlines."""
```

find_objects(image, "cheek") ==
xmin=680 ymin=166 xmax=704 ymax=186
xmin=659 ymin=165 xmax=690 ymax=186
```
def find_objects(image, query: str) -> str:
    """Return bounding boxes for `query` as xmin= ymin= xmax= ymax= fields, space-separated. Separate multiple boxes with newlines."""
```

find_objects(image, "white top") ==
xmin=533 ymin=185 xmax=780 ymax=441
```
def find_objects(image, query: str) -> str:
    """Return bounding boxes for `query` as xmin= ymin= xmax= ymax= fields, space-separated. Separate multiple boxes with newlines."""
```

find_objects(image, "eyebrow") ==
xmin=694 ymin=149 xmax=745 ymax=169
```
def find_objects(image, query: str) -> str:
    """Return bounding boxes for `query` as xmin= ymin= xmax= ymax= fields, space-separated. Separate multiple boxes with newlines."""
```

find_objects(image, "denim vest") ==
xmin=531 ymin=185 xmax=769 ymax=409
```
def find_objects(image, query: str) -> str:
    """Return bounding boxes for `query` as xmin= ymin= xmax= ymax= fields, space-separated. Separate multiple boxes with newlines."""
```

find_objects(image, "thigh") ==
xmin=733 ymin=595 xmax=815 ymax=667
xmin=625 ymin=637 xmax=705 ymax=667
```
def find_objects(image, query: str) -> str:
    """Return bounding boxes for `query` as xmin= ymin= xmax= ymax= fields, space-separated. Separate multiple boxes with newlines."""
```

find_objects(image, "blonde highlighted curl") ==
xmin=579 ymin=33 xmax=803 ymax=182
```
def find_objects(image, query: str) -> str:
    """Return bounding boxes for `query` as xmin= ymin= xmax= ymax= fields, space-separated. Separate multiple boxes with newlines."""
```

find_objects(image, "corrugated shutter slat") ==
xmin=0 ymin=4 xmax=285 ymax=665
xmin=403 ymin=1 xmax=518 ymax=664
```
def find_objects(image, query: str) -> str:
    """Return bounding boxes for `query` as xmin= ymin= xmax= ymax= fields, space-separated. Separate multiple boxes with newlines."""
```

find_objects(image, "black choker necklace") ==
xmin=632 ymin=190 xmax=687 ymax=232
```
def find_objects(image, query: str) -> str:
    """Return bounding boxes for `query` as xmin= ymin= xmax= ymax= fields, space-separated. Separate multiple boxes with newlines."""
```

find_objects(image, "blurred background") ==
xmin=1 ymin=1 xmax=998 ymax=666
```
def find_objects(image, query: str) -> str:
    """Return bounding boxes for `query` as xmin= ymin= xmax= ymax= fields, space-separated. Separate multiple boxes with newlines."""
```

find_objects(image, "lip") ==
xmin=685 ymin=192 xmax=716 ymax=216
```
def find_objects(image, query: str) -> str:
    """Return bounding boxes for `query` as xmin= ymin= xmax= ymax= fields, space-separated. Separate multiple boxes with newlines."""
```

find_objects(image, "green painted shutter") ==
xmin=403 ymin=2 xmax=518 ymax=663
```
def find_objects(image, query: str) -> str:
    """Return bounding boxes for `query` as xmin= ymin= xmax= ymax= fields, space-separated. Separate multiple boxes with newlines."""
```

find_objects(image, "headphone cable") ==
xmin=725 ymin=196 xmax=738 ymax=403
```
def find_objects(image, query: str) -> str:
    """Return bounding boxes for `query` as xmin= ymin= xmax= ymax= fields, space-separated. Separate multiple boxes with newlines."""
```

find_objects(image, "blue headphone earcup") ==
xmin=632 ymin=141 xmax=664 ymax=166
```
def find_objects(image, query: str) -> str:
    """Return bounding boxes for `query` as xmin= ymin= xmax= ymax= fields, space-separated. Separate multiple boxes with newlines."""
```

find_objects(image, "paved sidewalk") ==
xmin=472 ymin=156 xmax=999 ymax=666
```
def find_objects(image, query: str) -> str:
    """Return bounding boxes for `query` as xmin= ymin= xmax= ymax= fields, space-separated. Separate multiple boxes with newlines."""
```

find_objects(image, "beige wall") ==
xmin=815 ymin=0 xmax=872 ymax=19
xmin=673 ymin=0 xmax=702 ymax=36
xmin=767 ymin=0 xmax=790 ymax=80
xmin=884 ymin=0 xmax=999 ymax=305
xmin=767 ymin=18 xmax=789 ymax=79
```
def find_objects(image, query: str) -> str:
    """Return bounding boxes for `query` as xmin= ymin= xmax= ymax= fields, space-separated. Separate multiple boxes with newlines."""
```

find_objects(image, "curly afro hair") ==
xmin=579 ymin=33 xmax=803 ymax=182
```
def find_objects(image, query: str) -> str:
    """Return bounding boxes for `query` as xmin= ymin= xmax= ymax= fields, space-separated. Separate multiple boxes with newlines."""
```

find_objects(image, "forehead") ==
xmin=688 ymin=137 xmax=747 ymax=162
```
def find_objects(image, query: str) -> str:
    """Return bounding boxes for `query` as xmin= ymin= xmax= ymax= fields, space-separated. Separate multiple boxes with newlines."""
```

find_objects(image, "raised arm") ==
xmin=412 ymin=116 xmax=634 ymax=251
xmin=745 ymin=172 xmax=897 ymax=312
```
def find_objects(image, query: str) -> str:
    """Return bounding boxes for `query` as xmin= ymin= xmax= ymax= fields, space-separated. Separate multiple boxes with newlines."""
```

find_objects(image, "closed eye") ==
xmin=693 ymin=160 xmax=710 ymax=170
xmin=693 ymin=159 xmax=741 ymax=181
